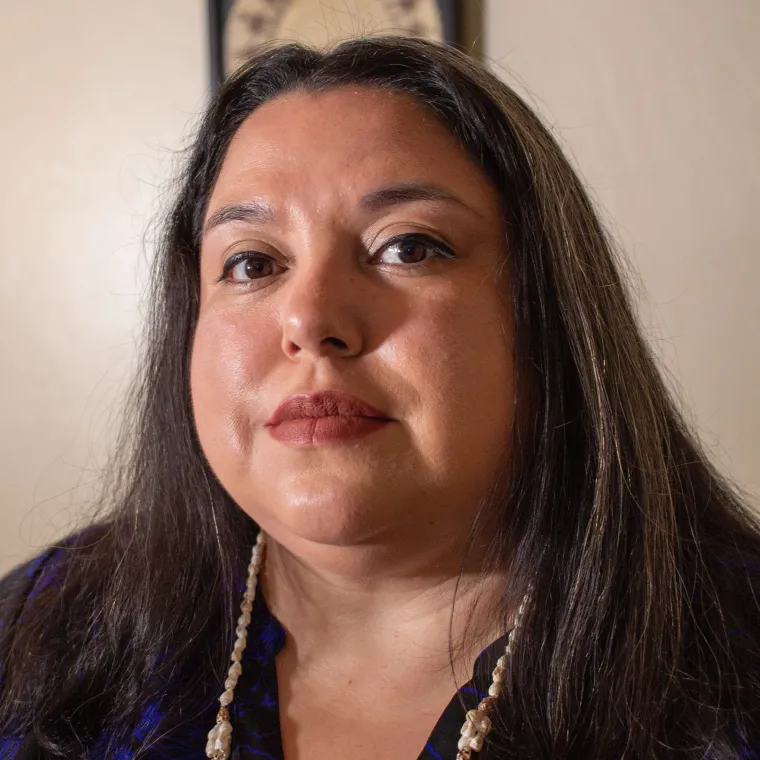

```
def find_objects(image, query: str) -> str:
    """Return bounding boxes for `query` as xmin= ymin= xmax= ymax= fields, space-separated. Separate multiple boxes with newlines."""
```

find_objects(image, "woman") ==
xmin=0 ymin=36 xmax=758 ymax=760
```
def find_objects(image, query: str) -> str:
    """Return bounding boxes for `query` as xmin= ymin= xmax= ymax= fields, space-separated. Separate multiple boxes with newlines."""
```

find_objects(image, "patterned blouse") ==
xmin=0 ymin=542 xmax=512 ymax=760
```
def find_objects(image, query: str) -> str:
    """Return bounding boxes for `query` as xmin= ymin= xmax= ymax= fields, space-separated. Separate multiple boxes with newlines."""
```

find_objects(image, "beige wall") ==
xmin=1 ymin=2 xmax=758 ymax=573
xmin=485 ymin=0 xmax=759 ymax=498
xmin=0 ymin=1 xmax=207 ymax=571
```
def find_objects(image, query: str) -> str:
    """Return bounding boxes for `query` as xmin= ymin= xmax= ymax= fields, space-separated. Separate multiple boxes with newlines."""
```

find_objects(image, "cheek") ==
xmin=190 ymin=306 xmax=272 ymax=461
xmin=391 ymin=285 xmax=514 ymax=466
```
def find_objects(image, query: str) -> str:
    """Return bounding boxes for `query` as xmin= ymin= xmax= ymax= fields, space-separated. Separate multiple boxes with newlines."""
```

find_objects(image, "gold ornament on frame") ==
xmin=208 ymin=0 xmax=481 ymax=90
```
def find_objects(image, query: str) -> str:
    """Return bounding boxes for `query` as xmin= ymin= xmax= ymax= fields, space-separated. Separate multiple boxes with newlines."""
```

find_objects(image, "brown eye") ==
xmin=388 ymin=239 xmax=427 ymax=264
xmin=375 ymin=233 xmax=455 ymax=268
xmin=221 ymin=253 xmax=279 ymax=282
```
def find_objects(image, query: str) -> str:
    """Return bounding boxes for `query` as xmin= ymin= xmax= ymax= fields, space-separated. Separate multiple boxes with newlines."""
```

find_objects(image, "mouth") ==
xmin=266 ymin=414 xmax=392 ymax=446
xmin=265 ymin=390 xmax=393 ymax=446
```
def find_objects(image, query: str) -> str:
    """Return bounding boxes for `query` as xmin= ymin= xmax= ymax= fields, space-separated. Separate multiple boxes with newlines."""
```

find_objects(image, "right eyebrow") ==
xmin=202 ymin=201 xmax=277 ymax=237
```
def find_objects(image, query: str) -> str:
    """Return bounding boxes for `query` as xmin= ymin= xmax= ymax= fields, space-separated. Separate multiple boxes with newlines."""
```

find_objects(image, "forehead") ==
xmin=207 ymin=86 xmax=499 ymax=215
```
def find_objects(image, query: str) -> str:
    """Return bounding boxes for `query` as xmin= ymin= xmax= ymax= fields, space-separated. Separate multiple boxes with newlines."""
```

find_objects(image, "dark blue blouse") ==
xmin=0 ymin=544 xmax=511 ymax=760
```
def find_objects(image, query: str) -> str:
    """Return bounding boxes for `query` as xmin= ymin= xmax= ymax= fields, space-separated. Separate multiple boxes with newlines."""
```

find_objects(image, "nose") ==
xmin=279 ymin=241 xmax=366 ymax=362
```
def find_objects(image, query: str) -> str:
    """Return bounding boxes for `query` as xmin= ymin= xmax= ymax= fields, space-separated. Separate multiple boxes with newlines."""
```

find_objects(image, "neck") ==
xmin=259 ymin=530 xmax=508 ymax=686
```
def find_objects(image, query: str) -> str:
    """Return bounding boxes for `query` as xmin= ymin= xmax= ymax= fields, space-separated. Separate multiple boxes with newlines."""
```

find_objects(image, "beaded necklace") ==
xmin=206 ymin=532 xmax=529 ymax=760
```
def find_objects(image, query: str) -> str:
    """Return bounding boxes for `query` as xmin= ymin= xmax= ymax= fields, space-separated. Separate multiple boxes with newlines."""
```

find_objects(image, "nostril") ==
xmin=324 ymin=336 xmax=348 ymax=349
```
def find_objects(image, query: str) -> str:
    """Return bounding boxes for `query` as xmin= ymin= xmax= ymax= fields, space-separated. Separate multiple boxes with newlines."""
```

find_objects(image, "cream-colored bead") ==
xmin=218 ymin=688 xmax=234 ymax=706
xmin=460 ymin=720 xmax=477 ymax=739
xmin=465 ymin=709 xmax=491 ymax=734
xmin=458 ymin=734 xmax=473 ymax=751
xmin=455 ymin=588 xmax=531 ymax=758
xmin=469 ymin=733 xmax=484 ymax=752
xmin=217 ymin=721 xmax=232 ymax=741
xmin=205 ymin=726 xmax=218 ymax=757
xmin=207 ymin=534 xmax=270 ymax=759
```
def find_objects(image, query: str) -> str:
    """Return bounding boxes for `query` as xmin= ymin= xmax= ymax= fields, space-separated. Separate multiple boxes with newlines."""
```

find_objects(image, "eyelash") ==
xmin=216 ymin=232 xmax=456 ymax=284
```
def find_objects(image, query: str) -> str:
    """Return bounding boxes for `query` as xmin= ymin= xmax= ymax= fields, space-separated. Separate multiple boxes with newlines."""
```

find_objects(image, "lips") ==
xmin=265 ymin=390 xmax=392 ymax=445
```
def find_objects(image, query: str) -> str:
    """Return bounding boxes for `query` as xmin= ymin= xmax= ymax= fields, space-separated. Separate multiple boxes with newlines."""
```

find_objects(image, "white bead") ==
xmin=206 ymin=719 xmax=231 ymax=759
xmin=454 ymin=590 xmax=530 ymax=759
xmin=466 ymin=709 xmax=491 ymax=734
xmin=206 ymin=725 xmax=219 ymax=757
xmin=219 ymin=688 xmax=234 ymax=706
xmin=460 ymin=720 xmax=477 ymax=739
xmin=217 ymin=721 xmax=232 ymax=740
xmin=469 ymin=733 xmax=484 ymax=752
xmin=206 ymin=532 xmax=270 ymax=759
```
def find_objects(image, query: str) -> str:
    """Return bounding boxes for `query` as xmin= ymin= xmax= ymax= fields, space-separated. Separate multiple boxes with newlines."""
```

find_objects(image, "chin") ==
xmin=242 ymin=476 xmax=409 ymax=550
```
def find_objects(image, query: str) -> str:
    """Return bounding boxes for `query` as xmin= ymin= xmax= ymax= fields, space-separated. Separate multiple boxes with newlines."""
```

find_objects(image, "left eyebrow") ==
xmin=357 ymin=181 xmax=482 ymax=217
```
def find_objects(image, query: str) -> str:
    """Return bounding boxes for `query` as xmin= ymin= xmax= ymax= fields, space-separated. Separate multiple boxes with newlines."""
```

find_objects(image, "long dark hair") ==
xmin=2 ymin=36 xmax=759 ymax=759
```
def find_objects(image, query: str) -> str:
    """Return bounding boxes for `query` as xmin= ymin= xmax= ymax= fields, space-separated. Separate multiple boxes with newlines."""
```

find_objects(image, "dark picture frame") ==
xmin=207 ymin=0 xmax=469 ymax=91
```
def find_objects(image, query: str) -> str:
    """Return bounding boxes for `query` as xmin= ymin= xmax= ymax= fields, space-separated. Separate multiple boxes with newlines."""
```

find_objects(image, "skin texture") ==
xmin=191 ymin=87 xmax=515 ymax=759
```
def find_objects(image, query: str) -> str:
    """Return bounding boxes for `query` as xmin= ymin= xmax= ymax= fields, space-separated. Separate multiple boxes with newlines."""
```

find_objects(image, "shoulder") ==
xmin=0 ymin=546 xmax=68 ymax=758
xmin=0 ymin=525 xmax=112 ymax=757
xmin=0 ymin=546 xmax=61 ymax=652
xmin=0 ymin=524 xmax=110 ymax=651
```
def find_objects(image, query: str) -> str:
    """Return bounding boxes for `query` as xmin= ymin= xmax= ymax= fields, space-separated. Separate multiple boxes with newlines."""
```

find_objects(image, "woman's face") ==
xmin=191 ymin=86 xmax=514 ymax=554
